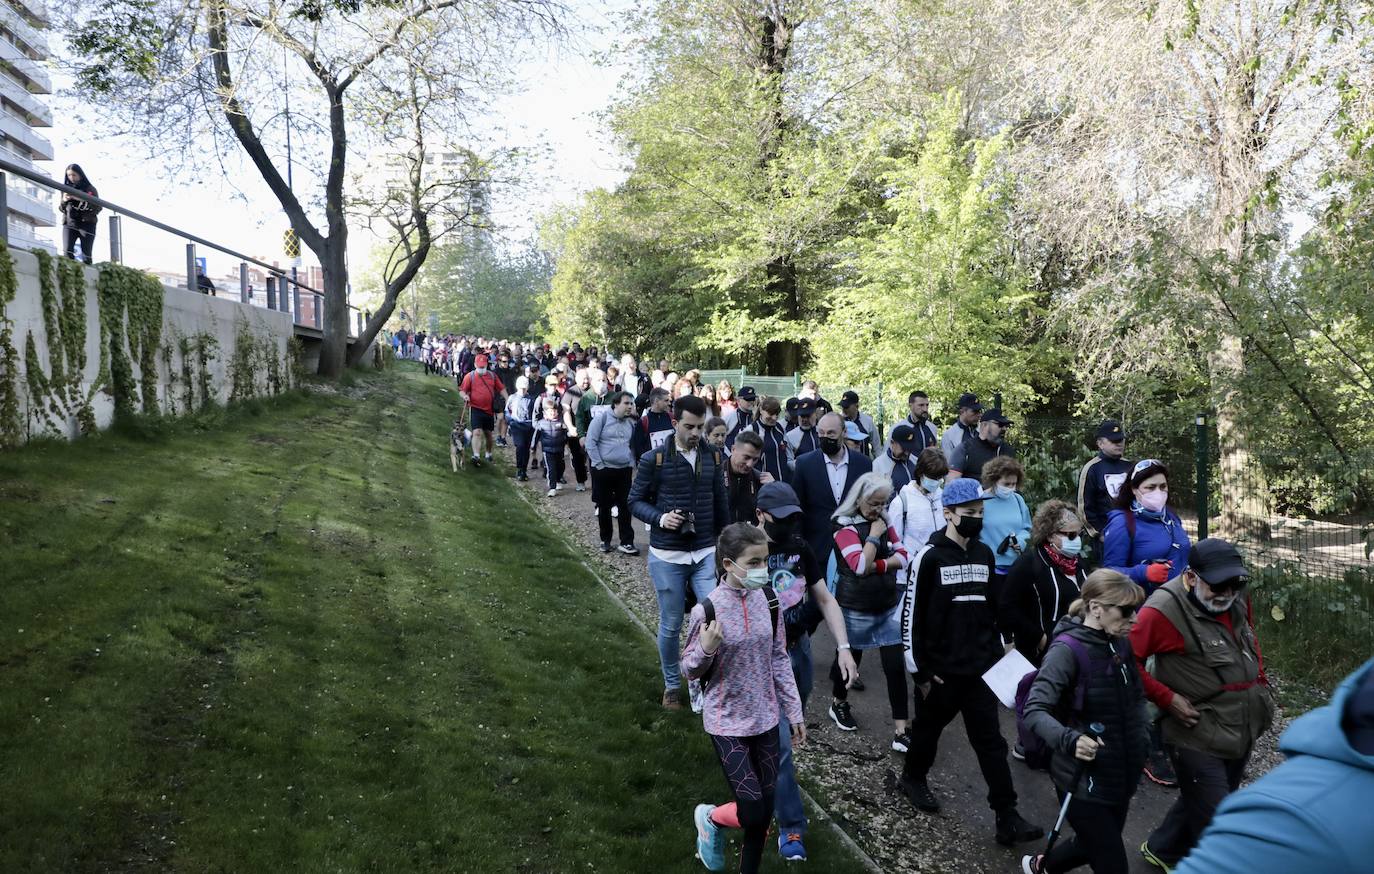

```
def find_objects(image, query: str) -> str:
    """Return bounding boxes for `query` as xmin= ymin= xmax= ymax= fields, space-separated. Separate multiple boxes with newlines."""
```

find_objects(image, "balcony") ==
xmin=6 ymin=218 xmax=53 ymax=253
xmin=0 ymin=110 xmax=51 ymax=161
xmin=0 ymin=34 xmax=49 ymax=94
xmin=6 ymin=181 xmax=52 ymax=226
xmin=0 ymin=3 xmax=47 ymax=59
xmin=3 ymin=0 xmax=48 ymax=29
xmin=0 ymin=71 xmax=48 ymax=126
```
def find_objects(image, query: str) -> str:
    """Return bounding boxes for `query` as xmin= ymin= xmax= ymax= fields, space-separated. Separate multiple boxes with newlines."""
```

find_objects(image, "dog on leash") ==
xmin=450 ymin=420 xmax=473 ymax=472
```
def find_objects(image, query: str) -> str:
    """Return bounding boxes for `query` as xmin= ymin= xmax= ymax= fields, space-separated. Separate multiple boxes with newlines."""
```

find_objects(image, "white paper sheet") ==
xmin=982 ymin=647 xmax=1037 ymax=709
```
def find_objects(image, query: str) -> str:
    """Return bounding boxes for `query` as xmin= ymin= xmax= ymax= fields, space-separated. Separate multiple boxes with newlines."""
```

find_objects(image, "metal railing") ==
xmin=0 ymin=155 xmax=368 ymax=337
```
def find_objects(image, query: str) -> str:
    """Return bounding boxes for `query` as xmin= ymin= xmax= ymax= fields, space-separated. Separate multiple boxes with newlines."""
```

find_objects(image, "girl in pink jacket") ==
xmin=683 ymin=523 xmax=806 ymax=873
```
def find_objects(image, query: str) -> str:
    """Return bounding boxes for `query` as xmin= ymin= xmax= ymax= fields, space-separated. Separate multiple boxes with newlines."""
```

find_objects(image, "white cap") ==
xmin=516 ymin=376 xmax=530 ymax=391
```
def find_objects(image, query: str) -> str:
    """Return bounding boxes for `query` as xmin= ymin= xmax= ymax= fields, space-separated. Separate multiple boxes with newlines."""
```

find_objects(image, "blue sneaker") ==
xmin=779 ymin=832 xmax=807 ymax=861
xmin=694 ymin=804 xmax=725 ymax=871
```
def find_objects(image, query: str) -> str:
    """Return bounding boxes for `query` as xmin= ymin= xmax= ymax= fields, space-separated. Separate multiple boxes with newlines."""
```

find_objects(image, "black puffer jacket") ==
xmin=1000 ymin=546 xmax=1087 ymax=666
xmin=628 ymin=439 xmax=730 ymax=551
xmin=1023 ymin=616 xmax=1150 ymax=805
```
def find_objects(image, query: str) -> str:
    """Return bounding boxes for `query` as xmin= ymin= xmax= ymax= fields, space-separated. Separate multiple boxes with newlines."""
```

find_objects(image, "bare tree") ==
xmin=64 ymin=0 xmax=562 ymax=377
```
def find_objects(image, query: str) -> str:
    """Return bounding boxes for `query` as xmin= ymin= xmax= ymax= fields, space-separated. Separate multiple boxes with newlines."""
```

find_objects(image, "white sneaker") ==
xmin=575 ymin=484 xmax=586 ymax=492
xmin=555 ymin=482 xmax=563 ymax=491
xmin=546 ymin=489 xmax=556 ymax=498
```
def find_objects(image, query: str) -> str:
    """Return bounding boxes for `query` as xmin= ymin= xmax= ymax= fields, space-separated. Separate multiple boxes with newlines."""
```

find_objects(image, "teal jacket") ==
xmin=1174 ymin=657 xmax=1374 ymax=874
xmin=978 ymin=490 xmax=1031 ymax=571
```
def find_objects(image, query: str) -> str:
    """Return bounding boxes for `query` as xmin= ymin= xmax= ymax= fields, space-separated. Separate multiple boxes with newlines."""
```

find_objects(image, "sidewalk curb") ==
xmin=511 ymin=480 xmax=885 ymax=874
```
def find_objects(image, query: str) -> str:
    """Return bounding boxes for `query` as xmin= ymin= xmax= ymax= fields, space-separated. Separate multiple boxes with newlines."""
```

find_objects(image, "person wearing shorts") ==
xmin=459 ymin=354 xmax=505 ymax=467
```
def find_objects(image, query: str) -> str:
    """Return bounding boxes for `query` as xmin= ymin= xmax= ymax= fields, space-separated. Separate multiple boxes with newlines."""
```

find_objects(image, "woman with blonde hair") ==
xmin=1020 ymin=569 xmax=1150 ymax=874
xmin=824 ymin=472 xmax=913 ymax=750
xmin=717 ymin=380 xmax=737 ymax=417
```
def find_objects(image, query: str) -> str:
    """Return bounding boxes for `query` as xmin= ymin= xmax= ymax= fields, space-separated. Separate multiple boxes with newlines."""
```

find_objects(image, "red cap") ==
xmin=475 ymin=354 xmax=489 ymax=367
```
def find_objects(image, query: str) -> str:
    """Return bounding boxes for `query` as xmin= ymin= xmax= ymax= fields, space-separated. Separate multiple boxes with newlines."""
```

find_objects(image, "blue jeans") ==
xmin=648 ymin=552 xmax=716 ymax=690
xmin=775 ymin=634 xmax=812 ymax=837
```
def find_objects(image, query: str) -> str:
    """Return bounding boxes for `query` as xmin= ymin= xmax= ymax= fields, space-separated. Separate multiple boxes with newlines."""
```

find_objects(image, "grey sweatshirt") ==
xmin=586 ymin=410 xmax=637 ymax=469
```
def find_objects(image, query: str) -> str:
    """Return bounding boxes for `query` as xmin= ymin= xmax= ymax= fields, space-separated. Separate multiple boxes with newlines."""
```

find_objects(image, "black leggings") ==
xmin=64 ymin=221 xmax=97 ymax=263
xmin=831 ymin=644 xmax=909 ymax=721
xmin=711 ymin=731 xmax=779 ymax=874
xmin=567 ymin=435 xmax=588 ymax=485
xmin=1043 ymin=794 xmax=1131 ymax=874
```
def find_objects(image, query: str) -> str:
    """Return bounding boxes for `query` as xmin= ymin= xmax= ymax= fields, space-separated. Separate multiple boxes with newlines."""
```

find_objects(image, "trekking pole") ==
xmin=1042 ymin=721 xmax=1105 ymax=860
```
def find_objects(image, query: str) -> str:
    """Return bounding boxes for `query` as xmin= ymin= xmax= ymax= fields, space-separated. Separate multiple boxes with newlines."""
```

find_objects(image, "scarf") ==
xmin=1043 ymin=544 xmax=1079 ymax=578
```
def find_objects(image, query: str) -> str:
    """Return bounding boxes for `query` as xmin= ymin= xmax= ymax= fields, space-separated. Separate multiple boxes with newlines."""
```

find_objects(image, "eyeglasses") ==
xmin=1055 ymin=529 xmax=1082 ymax=538
xmin=1096 ymin=602 xmax=1137 ymax=618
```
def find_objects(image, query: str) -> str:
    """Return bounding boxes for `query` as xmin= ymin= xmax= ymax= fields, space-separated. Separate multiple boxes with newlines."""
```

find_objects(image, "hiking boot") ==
xmin=600 ymin=541 xmax=613 ymax=553
xmin=662 ymin=688 xmax=683 ymax=710
xmin=693 ymin=804 xmax=725 ymax=871
xmin=892 ymin=729 xmax=912 ymax=753
xmin=898 ymin=776 xmax=940 ymax=812
xmin=995 ymin=808 xmax=1044 ymax=846
xmin=1140 ymin=841 xmax=1173 ymax=872
xmin=778 ymin=832 xmax=806 ymax=861
xmin=618 ymin=543 xmax=640 ymax=555
xmin=828 ymin=700 xmax=858 ymax=731
xmin=1144 ymin=749 xmax=1178 ymax=787
xmin=1021 ymin=854 xmax=1045 ymax=874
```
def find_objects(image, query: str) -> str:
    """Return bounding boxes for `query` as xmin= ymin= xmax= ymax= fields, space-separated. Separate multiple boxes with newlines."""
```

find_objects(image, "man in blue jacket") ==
xmin=1174 ymin=657 xmax=1374 ymax=874
xmin=628 ymin=394 xmax=730 ymax=710
xmin=790 ymin=412 xmax=873 ymax=571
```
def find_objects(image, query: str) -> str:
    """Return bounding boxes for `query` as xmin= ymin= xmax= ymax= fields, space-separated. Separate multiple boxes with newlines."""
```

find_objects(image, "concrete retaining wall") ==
xmin=4 ymin=249 xmax=296 ymax=443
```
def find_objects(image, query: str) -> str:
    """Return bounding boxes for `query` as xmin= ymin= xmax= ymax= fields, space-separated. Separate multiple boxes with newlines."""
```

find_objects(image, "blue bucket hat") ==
xmin=941 ymin=477 xmax=986 ymax=508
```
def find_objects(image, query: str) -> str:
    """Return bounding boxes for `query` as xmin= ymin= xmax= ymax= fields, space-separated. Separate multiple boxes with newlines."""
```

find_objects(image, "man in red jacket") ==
xmin=459 ymin=354 xmax=505 ymax=467
xmin=1129 ymin=538 xmax=1274 ymax=871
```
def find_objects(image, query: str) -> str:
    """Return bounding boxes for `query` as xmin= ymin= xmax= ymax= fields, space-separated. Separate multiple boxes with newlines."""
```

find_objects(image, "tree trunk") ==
xmin=318 ymin=242 xmax=350 ymax=378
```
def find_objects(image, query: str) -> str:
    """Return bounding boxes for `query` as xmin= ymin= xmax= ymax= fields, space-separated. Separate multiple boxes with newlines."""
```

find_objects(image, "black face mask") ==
xmin=764 ymin=518 xmax=799 ymax=544
xmin=819 ymin=436 xmax=843 ymax=456
xmin=954 ymin=515 xmax=983 ymax=539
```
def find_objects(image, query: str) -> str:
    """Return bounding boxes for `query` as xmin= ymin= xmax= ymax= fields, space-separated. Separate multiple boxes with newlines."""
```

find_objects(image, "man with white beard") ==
xmin=1130 ymin=538 xmax=1276 ymax=872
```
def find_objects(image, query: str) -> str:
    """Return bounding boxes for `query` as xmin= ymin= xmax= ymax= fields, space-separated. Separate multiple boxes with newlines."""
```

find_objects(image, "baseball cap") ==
xmin=795 ymin=398 xmax=817 ymax=417
xmin=890 ymin=423 xmax=917 ymax=451
xmin=1188 ymin=538 xmax=1251 ymax=586
xmin=515 ymin=375 xmax=530 ymax=391
xmin=981 ymin=408 xmax=1013 ymax=427
xmin=544 ymin=374 xmax=559 ymax=386
xmin=839 ymin=390 xmax=860 ymax=408
xmin=1095 ymin=419 xmax=1127 ymax=441
xmin=844 ymin=420 xmax=866 ymax=441
xmin=474 ymin=353 xmax=489 ymax=368
xmin=942 ymin=477 xmax=985 ymax=507
xmin=785 ymin=397 xmax=799 ymax=414
xmin=756 ymin=482 xmax=802 ymax=518
xmin=738 ymin=386 xmax=758 ymax=401
xmin=956 ymin=392 xmax=983 ymax=412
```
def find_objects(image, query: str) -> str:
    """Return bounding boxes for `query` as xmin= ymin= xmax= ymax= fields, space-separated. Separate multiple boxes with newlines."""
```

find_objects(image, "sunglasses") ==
xmin=1205 ymin=577 xmax=1249 ymax=594
xmin=1097 ymin=603 xmax=1137 ymax=618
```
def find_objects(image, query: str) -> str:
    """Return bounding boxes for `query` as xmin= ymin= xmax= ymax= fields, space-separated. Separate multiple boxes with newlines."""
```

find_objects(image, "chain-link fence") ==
xmin=1016 ymin=414 xmax=1373 ymax=696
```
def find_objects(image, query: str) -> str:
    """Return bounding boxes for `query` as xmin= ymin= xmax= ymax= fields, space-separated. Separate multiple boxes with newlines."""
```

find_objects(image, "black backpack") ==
xmin=698 ymin=588 xmax=780 ymax=691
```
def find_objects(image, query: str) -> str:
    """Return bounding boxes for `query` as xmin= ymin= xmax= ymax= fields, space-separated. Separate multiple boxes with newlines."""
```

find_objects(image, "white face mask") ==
xmin=995 ymin=484 xmax=1016 ymax=499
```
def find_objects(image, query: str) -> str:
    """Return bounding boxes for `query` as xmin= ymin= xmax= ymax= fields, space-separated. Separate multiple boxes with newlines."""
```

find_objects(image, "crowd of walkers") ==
xmin=420 ymin=334 xmax=1371 ymax=874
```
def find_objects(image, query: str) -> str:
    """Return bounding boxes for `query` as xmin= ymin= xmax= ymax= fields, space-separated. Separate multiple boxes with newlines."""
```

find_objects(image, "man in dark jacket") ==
xmin=790 ymin=412 xmax=872 ymax=571
xmin=628 ymin=394 xmax=730 ymax=710
xmin=899 ymin=476 xmax=1043 ymax=847
xmin=724 ymin=430 xmax=771 ymax=524
xmin=948 ymin=408 xmax=1016 ymax=480
xmin=1077 ymin=419 xmax=1132 ymax=557
xmin=1131 ymin=538 xmax=1275 ymax=871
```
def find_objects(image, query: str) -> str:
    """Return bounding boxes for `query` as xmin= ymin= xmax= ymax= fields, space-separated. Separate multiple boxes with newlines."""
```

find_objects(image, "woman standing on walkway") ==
xmin=890 ymin=447 xmax=951 ymax=559
xmin=824 ymin=472 xmax=912 ymax=751
xmin=979 ymin=456 xmax=1033 ymax=610
xmin=61 ymin=164 xmax=100 ymax=264
xmin=684 ymin=523 xmax=805 ymax=874
xmin=1001 ymin=500 xmax=1089 ymax=667
xmin=1021 ymin=569 xmax=1150 ymax=874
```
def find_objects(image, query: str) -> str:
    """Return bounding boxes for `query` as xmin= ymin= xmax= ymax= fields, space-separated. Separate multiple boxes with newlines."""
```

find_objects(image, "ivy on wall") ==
xmin=22 ymin=251 xmax=97 ymax=437
xmin=96 ymin=263 xmax=164 ymax=420
xmin=0 ymin=243 xmax=20 ymax=448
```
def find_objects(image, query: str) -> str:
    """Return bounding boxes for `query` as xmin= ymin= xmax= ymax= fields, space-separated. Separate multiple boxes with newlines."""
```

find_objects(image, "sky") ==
xmin=39 ymin=0 xmax=632 ymax=292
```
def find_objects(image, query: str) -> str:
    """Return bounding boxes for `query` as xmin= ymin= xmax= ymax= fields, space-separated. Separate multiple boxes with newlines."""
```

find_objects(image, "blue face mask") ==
xmin=921 ymin=476 xmax=943 ymax=494
xmin=1058 ymin=536 xmax=1083 ymax=557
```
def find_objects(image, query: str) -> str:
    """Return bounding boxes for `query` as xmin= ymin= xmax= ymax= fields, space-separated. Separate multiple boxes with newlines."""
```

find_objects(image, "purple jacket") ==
xmin=683 ymin=584 xmax=804 ymax=738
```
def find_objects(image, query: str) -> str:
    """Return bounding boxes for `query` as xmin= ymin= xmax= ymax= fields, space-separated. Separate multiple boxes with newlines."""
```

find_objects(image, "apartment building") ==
xmin=0 ymin=0 xmax=53 ymax=252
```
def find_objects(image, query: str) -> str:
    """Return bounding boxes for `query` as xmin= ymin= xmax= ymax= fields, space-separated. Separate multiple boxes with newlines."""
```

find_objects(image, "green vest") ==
xmin=1147 ymin=577 xmax=1274 ymax=758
